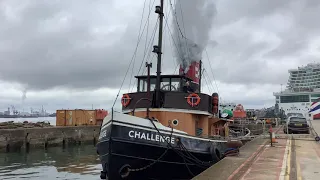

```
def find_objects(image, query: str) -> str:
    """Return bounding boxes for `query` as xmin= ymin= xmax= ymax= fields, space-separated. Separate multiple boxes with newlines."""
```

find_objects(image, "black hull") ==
xmin=97 ymin=121 xmax=228 ymax=180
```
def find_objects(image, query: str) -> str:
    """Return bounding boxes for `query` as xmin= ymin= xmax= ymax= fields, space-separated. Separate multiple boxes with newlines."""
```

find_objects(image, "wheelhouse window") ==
xmin=171 ymin=78 xmax=180 ymax=92
xmin=139 ymin=79 xmax=146 ymax=92
xmin=160 ymin=78 xmax=171 ymax=91
xmin=136 ymin=75 xmax=192 ymax=93
xmin=138 ymin=78 xmax=156 ymax=92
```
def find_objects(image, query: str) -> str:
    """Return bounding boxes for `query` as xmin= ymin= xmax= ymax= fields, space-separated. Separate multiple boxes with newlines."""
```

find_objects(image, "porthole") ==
xmin=172 ymin=119 xmax=179 ymax=126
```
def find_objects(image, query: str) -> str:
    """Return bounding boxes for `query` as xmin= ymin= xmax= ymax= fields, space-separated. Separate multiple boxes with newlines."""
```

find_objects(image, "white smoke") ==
xmin=172 ymin=0 xmax=217 ymax=73
xmin=22 ymin=88 xmax=27 ymax=101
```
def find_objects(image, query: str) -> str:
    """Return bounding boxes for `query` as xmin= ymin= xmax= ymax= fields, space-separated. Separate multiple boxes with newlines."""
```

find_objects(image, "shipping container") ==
xmin=96 ymin=109 xmax=108 ymax=120
xmin=56 ymin=110 xmax=67 ymax=126
xmin=65 ymin=110 xmax=76 ymax=126
xmin=74 ymin=110 xmax=96 ymax=126
xmin=56 ymin=109 xmax=109 ymax=126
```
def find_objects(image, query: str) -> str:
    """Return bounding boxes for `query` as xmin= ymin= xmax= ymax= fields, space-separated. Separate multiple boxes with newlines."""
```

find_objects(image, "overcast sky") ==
xmin=1 ymin=0 xmax=320 ymax=113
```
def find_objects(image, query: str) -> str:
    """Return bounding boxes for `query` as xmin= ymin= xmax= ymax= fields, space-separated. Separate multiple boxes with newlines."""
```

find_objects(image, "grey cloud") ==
xmin=215 ymin=0 xmax=295 ymax=26
xmin=1 ymin=0 xmax=320 ymax=92
xmin=0 ymin=0 xmax=160 ymax=90
xmin=200 ymin=0 xmax=320 ymax=86
xmin=265 ymin=39 xmax=308 ymax=58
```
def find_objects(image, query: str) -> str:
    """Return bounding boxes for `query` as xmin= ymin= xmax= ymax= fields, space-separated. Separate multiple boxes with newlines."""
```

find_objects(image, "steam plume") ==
xmin=172 ymin=0 xmax=217 ymax=72
xmin=22 ymin=88 xmax=27 ymax=101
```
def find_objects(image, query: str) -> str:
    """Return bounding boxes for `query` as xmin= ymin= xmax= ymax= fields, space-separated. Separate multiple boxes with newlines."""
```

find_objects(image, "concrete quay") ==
xmin=193 ymin=121 xmax=320 ymax=180
xmin=0 ymin=126 xmax=101 ymax=153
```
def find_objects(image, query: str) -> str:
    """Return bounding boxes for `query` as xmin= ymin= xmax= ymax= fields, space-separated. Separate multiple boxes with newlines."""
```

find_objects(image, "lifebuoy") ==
xmin=121 ymin=94 xmax=131 ymax=107
xmin=186 ymin=93 xmax=201 ymax=107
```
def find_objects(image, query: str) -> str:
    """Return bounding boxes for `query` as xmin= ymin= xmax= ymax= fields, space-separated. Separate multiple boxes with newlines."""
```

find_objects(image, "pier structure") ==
xmin=0 ymin=126 xmax=101 ymax=153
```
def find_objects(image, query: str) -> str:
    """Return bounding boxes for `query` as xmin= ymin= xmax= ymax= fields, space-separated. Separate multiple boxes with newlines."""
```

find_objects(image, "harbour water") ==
xmin=0 ymin=144 xmax=100 ymax=180
xmin=0 ymin=117 xmax=101 ymax=180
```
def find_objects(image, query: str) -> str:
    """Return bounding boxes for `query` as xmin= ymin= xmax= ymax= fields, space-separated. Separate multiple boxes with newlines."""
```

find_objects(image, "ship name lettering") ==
xmin=99 ymin=130 xmax=107 ymax=140
xmin=128 ymin=130 xmax=175 ymax=144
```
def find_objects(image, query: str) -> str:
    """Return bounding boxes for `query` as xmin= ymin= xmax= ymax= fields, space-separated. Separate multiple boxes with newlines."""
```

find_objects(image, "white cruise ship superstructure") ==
xmin=273 ymin=63 xmax=320 ymax=119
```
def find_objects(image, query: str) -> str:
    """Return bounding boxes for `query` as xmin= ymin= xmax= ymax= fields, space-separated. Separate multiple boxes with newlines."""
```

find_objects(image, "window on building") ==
xmin=280 ymin=95 xmax=310 ymax=103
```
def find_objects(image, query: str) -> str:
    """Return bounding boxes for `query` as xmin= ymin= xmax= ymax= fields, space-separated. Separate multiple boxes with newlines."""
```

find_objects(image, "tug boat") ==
xmin=96 ymin=1 xmax=242 ymax=179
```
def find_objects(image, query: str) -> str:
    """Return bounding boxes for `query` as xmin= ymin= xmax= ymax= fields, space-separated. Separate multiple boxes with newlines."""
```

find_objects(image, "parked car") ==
xmin=283 ymin=116 xmax=309 ymax=134
xmin=287 ymin=113 xmax=304 ymax=118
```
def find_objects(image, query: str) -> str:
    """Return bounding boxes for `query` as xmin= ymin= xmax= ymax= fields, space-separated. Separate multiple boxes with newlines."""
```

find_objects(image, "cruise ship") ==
xmin=273 ymin=63 xmax=320 ymax=119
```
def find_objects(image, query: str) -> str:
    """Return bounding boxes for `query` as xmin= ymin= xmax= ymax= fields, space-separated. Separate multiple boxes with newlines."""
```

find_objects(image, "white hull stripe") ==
xmin=103 ymin=121 xmax=229 ymax=143
xmin=122 ymin=108 xmax=213 ymax=116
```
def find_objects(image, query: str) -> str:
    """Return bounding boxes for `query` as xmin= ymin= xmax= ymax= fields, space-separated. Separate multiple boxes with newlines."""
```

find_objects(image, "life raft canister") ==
xmin=212 ymin=93 xmax=219 ymax=114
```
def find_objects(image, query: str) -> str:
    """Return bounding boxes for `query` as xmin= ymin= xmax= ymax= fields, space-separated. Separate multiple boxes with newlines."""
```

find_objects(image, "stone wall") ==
xmin=0 ymin=126 xmax=101 ymax=153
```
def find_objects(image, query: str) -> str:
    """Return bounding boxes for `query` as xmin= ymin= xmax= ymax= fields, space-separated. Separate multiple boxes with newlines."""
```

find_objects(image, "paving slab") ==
xmin=192 ymin=137 xmax=268 ymax=180
xmin=240 ymin=138 xmax=288 ymax=180
xmin=295 ymin=139 xmax=320 ymax=180
xmin=311 ymin=120 xmax=320 ymax=136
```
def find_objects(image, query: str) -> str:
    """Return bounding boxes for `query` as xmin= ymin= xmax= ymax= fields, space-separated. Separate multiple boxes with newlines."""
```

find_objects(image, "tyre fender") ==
xmin=209 ymin=144 xmax=221 ymax=162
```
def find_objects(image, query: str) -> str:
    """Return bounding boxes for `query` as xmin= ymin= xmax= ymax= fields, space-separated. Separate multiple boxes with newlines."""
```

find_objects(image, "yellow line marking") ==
xmin=280 ymin=139 xmax=290 ymax=180
xmin=285 ymin=139 xmax=291 ymax=180
xmin=296 ymin=158 xmax=302 ymax=180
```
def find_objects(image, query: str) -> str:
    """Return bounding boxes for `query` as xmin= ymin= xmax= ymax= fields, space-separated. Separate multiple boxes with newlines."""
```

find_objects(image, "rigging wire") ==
xmin=169 ymin=0 xmax=190 ymax=60
xmin=144 ymin=0 xmax=153 ymax=56
xmin=130 ymin=1 xmax=173 ymax=90
xmin=168 ymin=0 xmax=186 ymax=68
xmin=168 ymin=33 xmax=180 ymax=74
xmin=129 ymin=18 xmax=159 ymax=93
xmin=163 ymin=12 xmax=184 ymax=74
xmin=132 ymin=0 xmax=176 ymax=90
xmin=202 ymin=69 xmax=214 ymax=94
xmin=169 ymin=0 xmax=185 ymax=39
xmin=130 ymin=0 xmax=184 ymax=91
xmin=176 ymin=0 xmax=191 ymax=61
xmin=128 ymin=0 xmax=156 ymax=92
xmin=128 ymin=0 xmax=148 ymax=91
xmin=204 ymin=69 xmax=216 ymax=93
xmin=205 ymin=48 xmax=220 ymax=94
xmin=139 ymin=0 xmax=154 ymax=78
xmin=112 ymin=0 xmax=156 ymax=108
xmin=178 ymin=0 xmax=187 ymax=39
xmin=204 ymin=48 xmax=222 ymax=102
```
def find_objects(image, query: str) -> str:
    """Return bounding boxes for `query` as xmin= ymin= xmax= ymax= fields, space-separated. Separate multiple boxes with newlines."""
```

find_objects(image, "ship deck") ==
xmin=193 ymin=121 xmax=320 ymax=180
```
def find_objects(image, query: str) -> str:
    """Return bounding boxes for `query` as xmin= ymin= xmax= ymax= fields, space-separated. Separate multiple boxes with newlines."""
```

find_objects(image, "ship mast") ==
xmin=153 ymin=0 xmax=164 ymax=108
